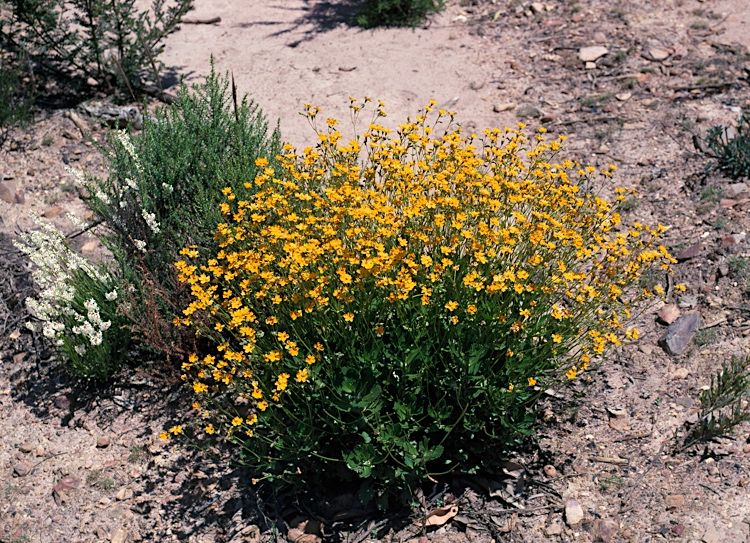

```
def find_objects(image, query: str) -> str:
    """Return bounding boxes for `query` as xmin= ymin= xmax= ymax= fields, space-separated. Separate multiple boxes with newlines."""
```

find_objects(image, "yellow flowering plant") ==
xmin=173 ymin=99 xmax=674 ymax=499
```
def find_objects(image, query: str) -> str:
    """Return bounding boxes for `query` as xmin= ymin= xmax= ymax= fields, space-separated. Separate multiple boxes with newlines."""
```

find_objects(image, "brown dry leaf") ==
xmin=424 ymin=504 xmax=459 ymax=527
xmin=287 ymin=519 xmax=322 ymax=543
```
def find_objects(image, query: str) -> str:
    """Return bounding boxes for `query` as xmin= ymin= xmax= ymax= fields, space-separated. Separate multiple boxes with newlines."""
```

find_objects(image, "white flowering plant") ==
xmin=15 ymin=218 xmax=131 ymax=380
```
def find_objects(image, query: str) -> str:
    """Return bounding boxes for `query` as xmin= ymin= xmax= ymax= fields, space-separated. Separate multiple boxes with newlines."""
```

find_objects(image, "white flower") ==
xmin=141 ymin=209 xmax=160 ymax=234
xmin=161 ymin=183 xmax=174 ymax=193
xmin=134 ymin=239 xmax=147 ymax=253
xmin=105 ymin=290 xmax=118 ymax=301
xmin=74 ymin=345 xmax=87 ymax=356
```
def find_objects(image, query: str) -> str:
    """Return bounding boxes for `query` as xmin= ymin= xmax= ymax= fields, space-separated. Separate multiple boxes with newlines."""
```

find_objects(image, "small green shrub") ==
xmin=701 ymin=113 xmax=750 ymax=180
xmin=356 ymin=0 xmax=445 ymax=28
xmin=170 ymin=100 xmax=674 ymax=502
xmin=14 ymin=218 xmax=131 ymax=380
xmin=0 ymin=0 xmax=192 ymax=93
xmin=684 ymin=356 xmax=750 ymax=448
xmin=85 ymin=65 xmax=281 ymax=354
xmin=0 ymin=58 xmax=33 ymax=147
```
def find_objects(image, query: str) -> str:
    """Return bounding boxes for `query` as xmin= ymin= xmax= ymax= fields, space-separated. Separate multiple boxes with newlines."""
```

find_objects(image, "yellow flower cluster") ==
xmin=172 ymin=100 xmax=674 ymax=438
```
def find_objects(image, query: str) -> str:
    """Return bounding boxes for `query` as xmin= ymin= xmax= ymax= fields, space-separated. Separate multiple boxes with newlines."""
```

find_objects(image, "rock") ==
xmin=702 ymin=524 xmax=720 ymax=543
xmin=585 ymin=61 xmax=597 ymax=70
xmin=658 ymin=304 xmax=681 ymax=325
xmin=530 ymin=2 xmax=545 ymax=14
xmin=546 ymin=520 xmax=564 ymax=536
xmin=0 ymin=181 xmax=22 ymax=204
xmin=672 ymin=367 xmax=690 ymax=379
xmin=13 ymin=462 xmax=31 ymax=477
xmin=111 ymin=527 xmax=130 ymax=543
xmin=725 ymin=182 xmax=749 ymax=198
xmin=42 ymin=205 xmax=63 ymax=218
xmin=80 ymin=102 xmax=143 ymax=130
xmin=493 ymin=102 xmax=515 ymax=113
xmin=591 ymin=519 xmax=618 ymax=543
xmin=564 ymin=498 xmax=584 ymax=526
xmin=720 ymin=198 xmax=738 ymax=209
xmin=54 ymin=394 xmax=71 ymax=410
xmin=671 ymin=524 xmax=686 ymax=537
xmin=608 ymin=416 xmax=630 ymax=431
xmin=659 ymin=312 xmax=702 ymax=355
xmin=229 ymin=525 xmax=261 ymax=543
xmin=543 ymin=465 xmax=558 ymax=478
xmin=638 ymin=343 xmax=653 ymax=355
xmin=678 ymin=294 xmax=698 ymax=309
xmin=643 ymin=47 xmax=671 ymax=61
xmin=52 ymin=476 xmax=80 ymax=505
xmin=96 ymin=436 xmax=111 ymax=448
xmin=578 ymin=45 xmax=609 ymax=62
xmin=615 ymin=92 xmax=632 ymax=101
xmin=516 ymin=104 xmax=542 ymax=118
xmin=675 ymin=242 xmax=703 ymax=261
xmin=18 ymin=442 xmax=34 ymax=454
xmin=718 ymin=263 xmax=730 ymax=277
xmin=665 ymin=494 xmax=686 ymax=510
xmin=116 ymin=487 xmax=134 ymax=501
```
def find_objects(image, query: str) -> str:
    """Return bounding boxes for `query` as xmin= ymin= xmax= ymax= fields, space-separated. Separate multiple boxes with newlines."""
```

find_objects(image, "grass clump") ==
xmin=700 ymin=112 xmax=750 ymax=180
xmin=356 ymin=0 xmax=445 ymax=28
xmin=684 ymin=356 xmax=750 ymax=448
xmin=169 ymin=99 xmax=674 ymax=502
xmin=0 ymin=58 xmax=33 ymax=147
xmin=85 ymin=65 xmax=280 ymax=355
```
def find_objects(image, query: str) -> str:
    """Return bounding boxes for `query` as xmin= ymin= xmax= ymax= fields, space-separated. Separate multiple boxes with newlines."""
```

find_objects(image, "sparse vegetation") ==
xmin=699 ymin=113 xmax=750 ymax=180
xmin=684 ymin=356 xmax=750 ymax=448
xmin=356 ymin=0 xmax=444 ymax=28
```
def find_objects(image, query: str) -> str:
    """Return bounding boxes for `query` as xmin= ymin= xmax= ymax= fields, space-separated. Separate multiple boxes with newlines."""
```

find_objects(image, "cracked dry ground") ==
xmin=2 ymin=0 xmax=750 ymax=541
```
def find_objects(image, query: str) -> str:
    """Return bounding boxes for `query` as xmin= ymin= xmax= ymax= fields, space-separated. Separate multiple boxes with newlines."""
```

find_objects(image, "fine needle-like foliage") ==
xmin=684 ymin=356 xmax=750 ymax=449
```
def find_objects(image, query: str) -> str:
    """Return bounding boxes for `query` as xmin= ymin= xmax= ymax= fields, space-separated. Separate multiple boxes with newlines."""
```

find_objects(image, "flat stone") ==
xmin=660 ymin=312 xmax=702 ymax=355
xmin=675 ymin=242 xmax=703 ymax=261
xmin=565 ymin=498 xmax=584 ymax=526
xmin=115 ymin=486 xmax=134 ymax=501
xmin=111 ymin=527 xmax=130 ymax=543
xmin=516 ymin=104 xmax=542 ymax=118
xmin=530 ymin=2 xmax=545 ymax=14
xmin=643 ymin=47 xmax=671 ymax=61
xmin=18 ymin=442 xmax=34 ymax=454
xmin=672 ymin=367 xmax=690 ymax=379
xmin=578 ymin=45 xmax=609 ymax=62
xmin=666 ymin=494 xmax=686 ymax=510
xmin=546 ymin=521 xmax=564 ymax=536
xmin=615 ymin=92 xmax=632 ymax=101
xmin=543 ymin=465 xmax=558 ymax=478
xmin=725 ymin=182 xmax=748 ymax=198
xmin=13 ymin=462 xmax=31 ymax=477
xmin=96 ymin=436 xmax=111 ymax=448
xmin=0 ymin=181 xmax=19 ymax=204
xmin=658 ymin=304 xmax=681 ymax=325
xmin=42 ymin=205 xmax=63 ymax=218
xmin=493 ymin=102 xmax=515 ymax=113
xmin=591 ymin=519 xmax=618 ymax=543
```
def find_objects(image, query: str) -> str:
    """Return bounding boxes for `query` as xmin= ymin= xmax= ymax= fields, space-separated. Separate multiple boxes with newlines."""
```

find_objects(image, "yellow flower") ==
xmin=467 ymin=304 xmax=477 ymax=315
xmin=168 ymin=425 xmax=183 ymax=435
xmin=552 ymin=333 xmax=562 ymax=343
xmin=257 ymin=400 xmax=269 ymax=411
xmin=205 ymin=424 xmax=216 ymax=434
xmin=193 ymin=381 xmax=208 ymax=394
xmin=343 ymin=312 xmax=355 ymax=322
xmin=625 ymin=327 xmax=639 ymax=341
xmin=305 ymin=354 xmax=317 ymax=365
xmin=159 ymin=431 xmax=169 ymax=441
xmin=675 ymin=283 xmax=687 ymax=292
xmin=566 ymin=367 xmax=577 ymax=380
xmin=527 ymin=377 xmax=537 ymax=387
xmin=296 ymin=368 xmax=309 ymax=383
xmin=231 ymin=416 xmax=243 ymax=427
xmin=445 ymin=300 xmax=458 ymax=312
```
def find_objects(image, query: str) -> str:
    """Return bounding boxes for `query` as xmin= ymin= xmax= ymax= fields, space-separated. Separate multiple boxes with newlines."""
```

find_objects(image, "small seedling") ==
xmin=697 ymin=113 xmax=750 ymax=180
xmin=683 ymin=356 xmax=750 ymax=449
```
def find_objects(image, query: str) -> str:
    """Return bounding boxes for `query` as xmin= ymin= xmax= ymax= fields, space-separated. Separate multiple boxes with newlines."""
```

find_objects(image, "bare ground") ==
xmin=1 ymin=1 xmax=750 ymax=541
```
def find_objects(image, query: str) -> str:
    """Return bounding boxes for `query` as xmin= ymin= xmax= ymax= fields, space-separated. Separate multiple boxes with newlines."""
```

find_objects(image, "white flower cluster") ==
xmin=14 ymin=217 xmax=117 ymax=355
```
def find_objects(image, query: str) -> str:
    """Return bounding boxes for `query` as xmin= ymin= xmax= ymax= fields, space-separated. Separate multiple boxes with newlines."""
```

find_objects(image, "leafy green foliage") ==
xmin=702 ymin=113 xmax=750 ymax=180
xmin=356 ymin=0 xmax=445 ymax=28
xmin=0 ymin=0 xmax=192 ymax=93
xmin=86 ymin=65 xmax=281 ymax=353
xmin=684 ymin=356 xmax=750 ymax=448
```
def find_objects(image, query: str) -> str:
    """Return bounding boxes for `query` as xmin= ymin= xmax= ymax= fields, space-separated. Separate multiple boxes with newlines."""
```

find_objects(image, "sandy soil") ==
xmin=2 ymin=1 xmax=750 ymax=542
